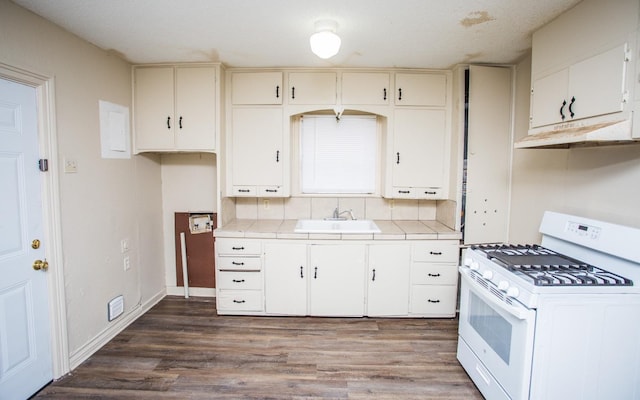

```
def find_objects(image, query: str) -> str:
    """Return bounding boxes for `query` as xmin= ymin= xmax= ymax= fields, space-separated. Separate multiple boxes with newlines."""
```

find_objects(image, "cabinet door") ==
xmin=395 ymin=73 xmax=447 ymax=106
xmin=392 ymin=109 xmax=446 ymax=189
xmin=264 ymin=243 xmax=307 ymax=315
xmin=231 ymin=107 xmax=284 ymax=188
xmin=341 ymin=72 xmax=390 ymax=105
xmin=367 ymin=244 xmax=410 ymax=317
xmin=309 ymin=244 xmax=365 ymax=316
xmin=530 ymin=69 xmax=569 ymax=128
xmin=288 ymin=72 xmax=337 ymax=105
xmin=134 ymin=67 xmax=175 ymax=150
xmin=232 ymin=72 xmax=283 ymax=105
xmin=175 ymin=66 xmax=216 ymax=150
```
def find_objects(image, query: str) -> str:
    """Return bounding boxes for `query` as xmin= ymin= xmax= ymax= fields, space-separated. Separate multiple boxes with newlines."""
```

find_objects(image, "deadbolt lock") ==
xmin=32 ymin=239 xmax=41 ymax=249
xmin=33 ymin=259 xmax=48 ymax=271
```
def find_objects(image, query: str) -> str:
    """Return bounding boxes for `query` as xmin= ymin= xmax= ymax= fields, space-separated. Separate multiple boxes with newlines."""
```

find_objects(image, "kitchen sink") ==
xmin=294 ymin=219 xmax=381 ymax=234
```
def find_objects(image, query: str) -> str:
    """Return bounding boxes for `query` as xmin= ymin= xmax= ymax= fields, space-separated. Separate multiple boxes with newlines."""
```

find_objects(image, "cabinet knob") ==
xmin=179 ymin=116 xmax=183 ymax=129
xmin=276 ymin=85 xmax=280 ymax=98
xmin=568 ymin=96 xmax=576 ymax=118
xmin=428 ymin=299 xmax=441 ymax=303
xmin=398 ymin=88 xmax=403 ymax=101
xmin=560 ymin=99 xmax=567 ymax=120
xmin=167 ymin=116 xmax=171 ymax=129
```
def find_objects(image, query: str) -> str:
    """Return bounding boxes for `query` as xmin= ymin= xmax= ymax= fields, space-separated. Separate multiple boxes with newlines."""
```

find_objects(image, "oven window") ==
xmin=468 ymin=291 xmax=512 ymax=364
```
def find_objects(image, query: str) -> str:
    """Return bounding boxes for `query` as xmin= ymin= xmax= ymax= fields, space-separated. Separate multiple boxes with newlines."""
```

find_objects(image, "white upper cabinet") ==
xmin=232 ymin=72 xmax=283 ymax=105
xmin=231 ymin=107 xmax=285 ymax=196
xmin=395 ymin=73 xmax=447 ymax=106
xmin=288 ymin=72 xmax=337 ymax=105
xmin=529 ymin=0 xmax=638 ymax=131
xmin=531 ymin=44 xmax=629 ymax=128
xmin=134 ymin=65 xmax=217 ymax=152
xmin=341 ymin=72 xmax=390 ymax=105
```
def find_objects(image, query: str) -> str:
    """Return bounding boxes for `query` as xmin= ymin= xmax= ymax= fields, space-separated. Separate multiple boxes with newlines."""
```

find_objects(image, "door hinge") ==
xmin=38 ymin=159 xmax=49 ymax=172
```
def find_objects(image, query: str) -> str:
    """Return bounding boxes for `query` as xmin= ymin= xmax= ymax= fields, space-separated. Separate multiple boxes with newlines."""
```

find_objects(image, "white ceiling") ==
xmin=12 ymin=0 xmax=582 ymax=68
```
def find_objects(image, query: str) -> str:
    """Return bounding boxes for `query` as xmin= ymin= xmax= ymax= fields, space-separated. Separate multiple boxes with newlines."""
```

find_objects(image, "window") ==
xmin=300 ymin=115 xmax=377 ymax=194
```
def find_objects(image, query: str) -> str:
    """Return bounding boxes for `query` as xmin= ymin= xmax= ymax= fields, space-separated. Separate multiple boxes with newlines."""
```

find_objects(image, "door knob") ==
xmin=33 ymin=259 xmax=48 ymax=271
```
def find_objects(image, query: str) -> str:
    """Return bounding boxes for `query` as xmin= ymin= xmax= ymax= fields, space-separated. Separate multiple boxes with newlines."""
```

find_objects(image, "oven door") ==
xmin=457 ymin=269 xmax=536 ymax=400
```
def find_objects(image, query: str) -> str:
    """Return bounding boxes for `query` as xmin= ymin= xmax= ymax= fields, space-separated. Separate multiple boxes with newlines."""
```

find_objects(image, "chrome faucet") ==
xmin=332 ymin=207 xmax=356 ymax=220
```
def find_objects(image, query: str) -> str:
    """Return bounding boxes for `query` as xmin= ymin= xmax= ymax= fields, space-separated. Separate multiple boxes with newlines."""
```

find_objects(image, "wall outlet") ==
xmin=263 ymin=199 xmax=270 ymax=210
xmin=63 ymin=158 xmax=78 ymax=173
xmin=389 ymin=199 xmax=395 ymax=209
xmin=120 ymin=238 xmax=130 ymax=253
xmin=123 ymin=256 xmax=130 ymax=271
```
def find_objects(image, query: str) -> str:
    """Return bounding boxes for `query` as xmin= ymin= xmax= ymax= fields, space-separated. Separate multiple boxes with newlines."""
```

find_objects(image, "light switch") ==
xmin=64 ymin=158 xmax=78 ymax=173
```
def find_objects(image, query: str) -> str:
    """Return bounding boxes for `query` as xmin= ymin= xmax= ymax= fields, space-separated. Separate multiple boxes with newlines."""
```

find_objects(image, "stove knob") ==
xmin=463 ymin=257 xmax=473 ymax=267
xmin=469 ymin=261 xmax=480 ymax=271
xmin=481 ymin=270 xmax=494 ymax=280
xmin=497 ymin=281 xmax=509 ymax=291
xmin=506 ymin=287 xmax=520 ymax=298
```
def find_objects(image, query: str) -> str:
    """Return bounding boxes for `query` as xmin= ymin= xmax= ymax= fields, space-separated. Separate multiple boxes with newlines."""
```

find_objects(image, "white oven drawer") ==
xmin=217 ymin=290 xmax=263 ymax=311
xmin=217 ymin=271 xmax=263 ymax=290
xmin=457 ymin=338 xmax=510 ymax=400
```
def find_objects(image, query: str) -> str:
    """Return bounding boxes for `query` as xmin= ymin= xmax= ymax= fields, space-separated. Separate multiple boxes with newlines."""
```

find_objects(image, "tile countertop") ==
xmin=214 ymin=219 xmax=462 ymax=241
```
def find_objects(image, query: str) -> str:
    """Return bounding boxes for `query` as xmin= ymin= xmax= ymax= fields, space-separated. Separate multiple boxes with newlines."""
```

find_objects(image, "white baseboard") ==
xmin=68 ymin=289 xmax=166 ymax=371
xmin=166 ymin=286 xmax=216 ymax=297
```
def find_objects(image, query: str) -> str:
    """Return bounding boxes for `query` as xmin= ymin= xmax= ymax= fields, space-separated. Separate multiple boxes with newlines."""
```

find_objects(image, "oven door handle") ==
xmin=460 ymin=270 xmax=533 ymax=320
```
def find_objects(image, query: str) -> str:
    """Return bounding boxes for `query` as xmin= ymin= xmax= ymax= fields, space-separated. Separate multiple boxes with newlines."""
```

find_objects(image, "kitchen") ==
xmin=1 ymin=0 xmax=640 ymax=399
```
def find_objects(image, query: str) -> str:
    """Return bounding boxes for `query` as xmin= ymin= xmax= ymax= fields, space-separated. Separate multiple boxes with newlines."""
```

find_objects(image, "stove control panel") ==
xmin=565 ymin=221 xmax=601 ymax=240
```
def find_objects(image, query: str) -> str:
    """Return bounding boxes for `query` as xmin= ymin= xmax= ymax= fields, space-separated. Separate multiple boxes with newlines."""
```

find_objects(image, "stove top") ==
xmin=471 ymin=244 xmax=633 ymax=287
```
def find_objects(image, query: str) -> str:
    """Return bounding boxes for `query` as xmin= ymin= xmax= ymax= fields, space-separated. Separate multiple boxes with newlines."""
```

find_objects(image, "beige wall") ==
xmin=0 ymin=0 xmax=165 ymax=365
xmin=510 ymin=53 xmax=640 ymax=243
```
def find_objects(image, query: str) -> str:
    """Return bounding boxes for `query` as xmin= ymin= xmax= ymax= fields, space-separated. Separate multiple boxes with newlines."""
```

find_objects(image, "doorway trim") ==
xmin=0 ymin=62 xmax=69 ymax=378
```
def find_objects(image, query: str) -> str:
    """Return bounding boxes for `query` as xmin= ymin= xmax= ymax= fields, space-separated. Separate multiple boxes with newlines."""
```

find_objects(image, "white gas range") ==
xmin=457 ymin=211 xmax=640 ymax=400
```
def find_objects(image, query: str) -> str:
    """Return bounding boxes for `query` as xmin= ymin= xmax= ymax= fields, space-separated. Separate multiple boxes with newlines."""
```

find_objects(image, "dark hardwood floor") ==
xmin=35 ymin=296 xmax=483 ymax=399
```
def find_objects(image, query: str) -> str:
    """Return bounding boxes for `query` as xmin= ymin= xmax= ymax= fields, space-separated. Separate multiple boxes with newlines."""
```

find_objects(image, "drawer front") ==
xmin=232 ymin=186 xmax=257 ymax=196
xmin=391 ymin=187 xmax=415 ymax=199
xmin=217 ymin=256 xmax=261 ymax=271
xmin=411 ymin=264 xmax=458 ymax=285
xmin=217 ymin=239 xmax=261 ymax=256
xmin=415 ymin=187 xmax=444 ymax=200
xmin=217 ymin=290 xmax=263 ymax=311
xmin=257 ymin=186 xmax=283 ymax=197
xmin=410 ymin=285 xmax=457 ymax=316
xmin=412 ymin=241 xmax=459 ymax=263
xmin=217 ymin=271 xmax=263 ymax=290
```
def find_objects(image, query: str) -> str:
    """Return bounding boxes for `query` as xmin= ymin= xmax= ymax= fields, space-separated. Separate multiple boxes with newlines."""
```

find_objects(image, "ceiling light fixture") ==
xmin=310 ymin=20 xmax=341 ymax=59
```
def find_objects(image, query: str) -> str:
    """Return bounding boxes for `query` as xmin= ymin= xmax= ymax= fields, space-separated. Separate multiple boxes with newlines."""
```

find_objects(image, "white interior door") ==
xmin=0 ymin=78 xmax=52 ymax=398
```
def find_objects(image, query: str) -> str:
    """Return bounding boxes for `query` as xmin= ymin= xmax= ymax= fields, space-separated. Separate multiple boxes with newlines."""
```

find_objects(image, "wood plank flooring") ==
xmin=35 ymin=296 xmax=482 ymax=399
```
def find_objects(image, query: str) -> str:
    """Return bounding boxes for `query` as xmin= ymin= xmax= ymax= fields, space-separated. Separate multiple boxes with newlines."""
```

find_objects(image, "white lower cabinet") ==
xmin=367 ymin=244 xmax=410 ymax=317
xmin=309 ymin=244 xmax=366 ymax=317
xmin=264 ymin=242 xmax=307 ymax=315
xmin=409 ymin=240 xmax=460 ymax=317
xmin=215 ymin=238 xmax=459 ymax=317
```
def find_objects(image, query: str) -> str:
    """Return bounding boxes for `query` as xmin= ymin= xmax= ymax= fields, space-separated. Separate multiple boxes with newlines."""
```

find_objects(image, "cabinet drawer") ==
xmin=217 ymin=290 xmax=263 ymax=311
xmin=410 ymin=264 xmax=458 ymax=285
xmin=217 ymin=256 xmax=261 ymax=271
xmin=217 ymin=239 xmax=261 ymax=255
xmin=232 ymin=186 xmax=257 ymax=196
xmin=412 ymin=241 xmax=459 ymax=263
xmin=416 ymin=187 xmax=444 ymax=200
xmin=257 ymin=186 xmax=283 ymax=197
xmin=217 ymin=271 xmax=263 ymax=290
xmin=410 ymin=285 xmax=457 ymax=316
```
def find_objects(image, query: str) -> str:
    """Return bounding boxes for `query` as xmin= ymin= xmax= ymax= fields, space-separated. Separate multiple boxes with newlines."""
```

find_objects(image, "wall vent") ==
xmin=107 ymin=295 xmax=124 ymax=321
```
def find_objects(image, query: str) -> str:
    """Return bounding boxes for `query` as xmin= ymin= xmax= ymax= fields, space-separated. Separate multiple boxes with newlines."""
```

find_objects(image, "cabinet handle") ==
xmin=291 ymin=86 xmax=295 ymax=99
xmin=396 ymin=152 xmax=400 ymax=164
xmin=233 ymin=299 xmax=246 ymax=304
xmin=232 ymin=279 xmax=245 ymax=283
xmin=238 ymin=189 xmax=250 ymax=193
xmin=398 ymin=88 xmax=403 ymax=101
xmin=428 ymin=299 xmax=441 ymax=303
xmin=560 ymin=99 xmax=567 ymax=120
xmin=428 ymin=273 xmax=441 ymax=277
xmin=179 ymin=116 xmax=183 ymax=129
xmin=231 ymin=246 xmax=245 ymax=251
xmin=265 ymin=189 xmax=278 ymax=193
xmin=167 ymin=116 xmax=171 ymax=129
xmin=429 ymin=251 xmax=442 ymax=255
xmin=568 ymin=96 xmax=576 ymax=118
xmin=276 ymin=150 xmax=280 ymax=162
xmin=276 ymin=85 xmax=280 ymax=98
xmin=231 ymin=261 xmax=245 ymax=266
xmin=383 ymin=88 xmax=387 ymax=100
xmin=300 ymin=266 xmax=304 ymax=278
xmin=372 ymin=268 xmax=376 ymax=281
xmin=424 ymin=191 xmax=437 ymax=195
xmin=398 ymin=190 xmax=410 ymax=194
xmin=314 ymin=266 xmax=318 ymax=279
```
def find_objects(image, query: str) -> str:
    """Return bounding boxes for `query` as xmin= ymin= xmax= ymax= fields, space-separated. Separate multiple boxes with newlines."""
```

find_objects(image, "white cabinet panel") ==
xmin=264 ymin=242 xmax=307 ymax=315
xmin=367 ymin=244 xmax=410 ymax=317
xmin=232 ymin=72 xmax=283 ymax=105
xmin=395 ymin=73 xmax=447 ymax=106
xmin=341 ymin=72 xmax=390 ymax=105
xmin=288 ymin=72 xmax=337 ymax=105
